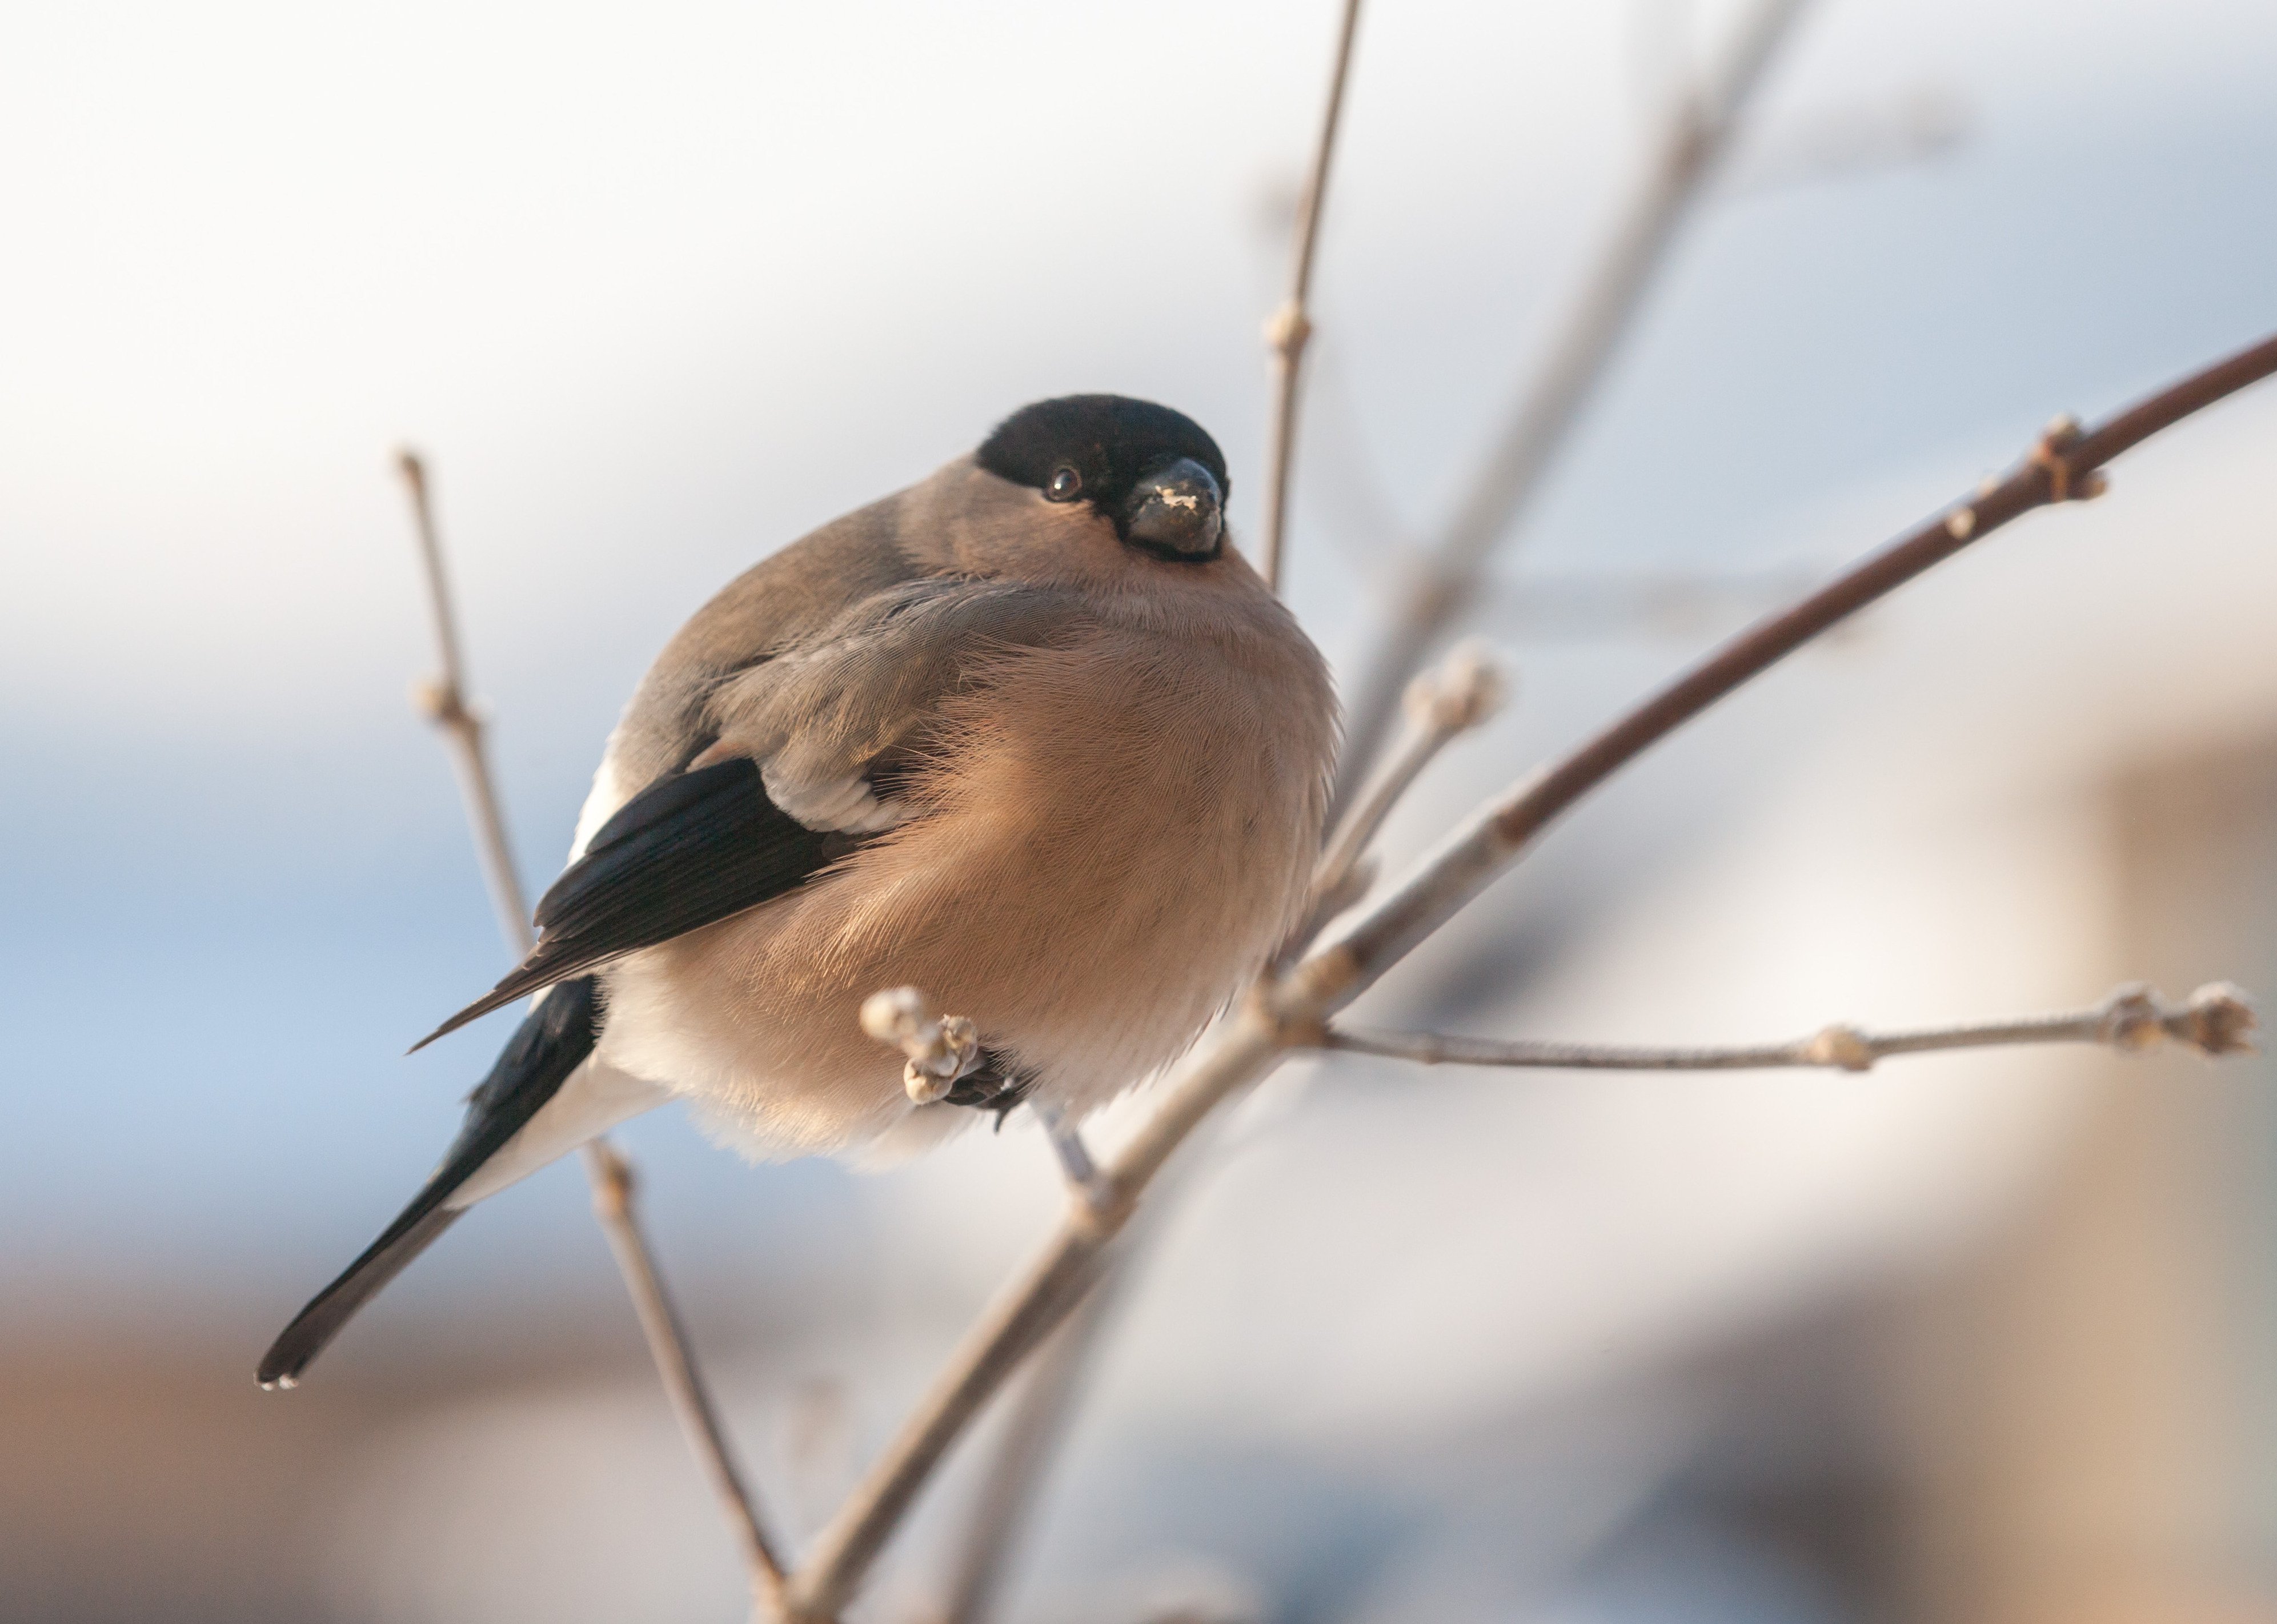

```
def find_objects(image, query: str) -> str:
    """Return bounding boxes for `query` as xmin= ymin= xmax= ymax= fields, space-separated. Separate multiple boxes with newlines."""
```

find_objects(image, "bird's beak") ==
xmin=1123 ymin=457 xmax=1224 ymax=562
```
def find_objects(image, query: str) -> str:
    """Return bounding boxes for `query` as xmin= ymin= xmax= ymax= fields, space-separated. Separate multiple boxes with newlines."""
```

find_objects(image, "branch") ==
xmin=1322 ymin=983 xmax=2259 ymax=1072
xmin=777 ymin=329 xmax=2277 ymax=1622
xmin=1333 ymin=0 xmax=1813 ymax=800
xmin=393 ymin=451 xmax=787 ymax=1614
xmin=1256 ymin=0 xmax=1365 ymax=592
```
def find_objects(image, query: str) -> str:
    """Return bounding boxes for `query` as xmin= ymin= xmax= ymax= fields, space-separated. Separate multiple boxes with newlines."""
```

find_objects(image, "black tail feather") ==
xmin=259 ymin=977 xmax=603 ymax=1389
xmin=258 ymin=1206 xmax=464 ymax=1388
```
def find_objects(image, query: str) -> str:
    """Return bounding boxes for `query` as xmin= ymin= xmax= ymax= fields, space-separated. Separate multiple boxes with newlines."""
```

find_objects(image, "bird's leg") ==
xmin=1028 ymin=1098 xmax=1103 ymax=1198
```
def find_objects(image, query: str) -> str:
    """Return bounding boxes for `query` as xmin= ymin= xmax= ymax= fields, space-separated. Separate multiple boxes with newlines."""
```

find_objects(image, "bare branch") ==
xmin=1334 ymin=0 xmax=1813 ymax=798
xmin=1256 ymin=0 xmax=1365 ymax=592
xmin=780 ymin=330 xmax=2277 ymax=1623
xmin=393 ymin=450 xmax=786 ymax=1611
xmin=1322 ymin=983 xmax=2259 ymax=1072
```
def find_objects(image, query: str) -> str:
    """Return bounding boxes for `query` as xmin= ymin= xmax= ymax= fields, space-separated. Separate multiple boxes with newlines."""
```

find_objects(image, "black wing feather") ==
xmin=413 ymin=757 xmax=845 ymax=1050
xmin=259 ymin=977 xmax=604 ymax=1388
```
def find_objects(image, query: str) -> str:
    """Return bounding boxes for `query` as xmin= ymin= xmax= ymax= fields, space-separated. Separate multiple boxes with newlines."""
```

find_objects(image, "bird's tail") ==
xmin=258 ymin=977 xmax=603 ymax=1389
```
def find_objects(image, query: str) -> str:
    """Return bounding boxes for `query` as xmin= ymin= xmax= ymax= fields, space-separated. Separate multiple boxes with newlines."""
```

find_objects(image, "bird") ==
xmin=259 ymin=395 xmax=1338 ymax=1389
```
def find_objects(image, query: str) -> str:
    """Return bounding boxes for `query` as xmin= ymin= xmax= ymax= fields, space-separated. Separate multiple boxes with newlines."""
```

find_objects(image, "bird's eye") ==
xmin=1045 ymin=465 xmax=1083 ymax=502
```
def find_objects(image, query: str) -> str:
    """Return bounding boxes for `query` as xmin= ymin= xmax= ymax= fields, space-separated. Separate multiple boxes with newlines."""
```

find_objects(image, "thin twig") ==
xmin=1322 ymin=982 xmax=2259 ymax=1072
xmin=779 ymin=330 xmax=2277 ymax=1622
xmin=586 ymin=1142 xmax=791 ymax=1606
xmin=394 ymin=450 xmax=787 ymax=1613
xmin=1257 ymin=0 xmax=1365 ymax=593
xmin=1333 ymin=0 xmax=1813 ymax=800
xmin=400 ymin=451 xmax=532 ymax=954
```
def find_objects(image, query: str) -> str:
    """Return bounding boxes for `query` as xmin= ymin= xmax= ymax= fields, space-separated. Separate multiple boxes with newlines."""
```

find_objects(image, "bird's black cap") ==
xmin=978 ymin=395 xmax=1230 ymax=511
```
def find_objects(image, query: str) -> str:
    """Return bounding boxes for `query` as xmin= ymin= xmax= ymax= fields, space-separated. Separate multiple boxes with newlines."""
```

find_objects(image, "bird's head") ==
xmin=970 ymin=394 xmax=1230 ymax=569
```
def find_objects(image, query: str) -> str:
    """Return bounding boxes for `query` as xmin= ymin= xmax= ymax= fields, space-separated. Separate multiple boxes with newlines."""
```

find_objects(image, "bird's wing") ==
xmin=260 ymin=977 xmax=606 ymax=1387
xmin=415 ymin=579 xmax=1081 ymax=1049
xmin=700 ymin=576 xmax=1079 ymax=831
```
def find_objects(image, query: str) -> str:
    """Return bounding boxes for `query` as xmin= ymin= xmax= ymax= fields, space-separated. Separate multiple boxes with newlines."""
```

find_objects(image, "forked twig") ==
xmin=778 ymin=331 xmax=2277 ymax=1623
xmin=1323 ymin=982 xmax=2259 ymax=1072
xmin=1333 ymin=0 xmax=1813 ymax=797
xmin=395 ymin=451 xmax=787 ymax=1612
xmin=1257 ymin=0 xmax=1365 ymax=593
xmin=1302 ymin=639 xmax=1508 ymax=941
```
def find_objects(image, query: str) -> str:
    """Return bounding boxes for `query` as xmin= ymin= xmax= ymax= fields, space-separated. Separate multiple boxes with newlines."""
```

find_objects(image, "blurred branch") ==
xmin=1490 ymin=566 xmax=1828 ymax=640
xmin=1334 ymin=0 xmax=1814 ymax=801
xmin=1324 ymin=982 xmax=2259 ymax=1072
xmin=779 ymin=329 xmax=2277 ymax=1623
xmin=395 ymin=450 xmax=787 ymax=1616
xmin=1289 ymin=336 xmax=1417 ymax=574
xmin=1257 ymin=0 xmax=1364 ymax=592
xmin=1722 ymin=85 xmax=1970 ymax=197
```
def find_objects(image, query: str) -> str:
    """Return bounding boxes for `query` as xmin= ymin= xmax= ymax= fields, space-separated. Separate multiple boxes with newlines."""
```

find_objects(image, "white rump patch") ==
xmin=761 ymin=762 xmax=905 ymax=833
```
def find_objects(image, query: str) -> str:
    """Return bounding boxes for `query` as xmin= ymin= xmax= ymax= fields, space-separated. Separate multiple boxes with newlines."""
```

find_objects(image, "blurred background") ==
xmin=4 ymin=0 xmax=2276 ymax=1619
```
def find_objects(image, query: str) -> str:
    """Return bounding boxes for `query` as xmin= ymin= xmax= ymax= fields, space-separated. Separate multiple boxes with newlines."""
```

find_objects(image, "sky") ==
xmin=3 ymin=0 xmax=2275 ymax=1342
